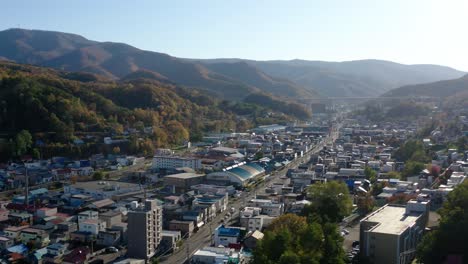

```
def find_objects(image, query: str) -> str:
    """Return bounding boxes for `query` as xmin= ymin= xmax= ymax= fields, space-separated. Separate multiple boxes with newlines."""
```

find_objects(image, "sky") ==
xmin=2 ymin=0 xmax=468 ymax=71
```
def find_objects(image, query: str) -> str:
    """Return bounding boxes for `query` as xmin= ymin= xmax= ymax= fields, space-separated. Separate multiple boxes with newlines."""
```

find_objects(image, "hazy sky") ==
xmin=2 ymin=0 xmax=468 ymax=71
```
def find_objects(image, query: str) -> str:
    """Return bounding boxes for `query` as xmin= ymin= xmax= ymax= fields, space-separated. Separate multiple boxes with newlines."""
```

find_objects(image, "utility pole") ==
xmin=24 ymin=166 xmax=29 ymax=207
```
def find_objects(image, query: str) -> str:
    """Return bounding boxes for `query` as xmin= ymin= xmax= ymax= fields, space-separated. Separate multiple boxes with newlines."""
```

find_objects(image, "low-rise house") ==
xmin=182 ymin=210 xmax=206 ymax=228
xmin=99 ymin=210 xmax=122 ymax=227
xmin=30 ymin=247 xmax=48 ymax=264
xmin=160 ymin=230 xmax=182 ymax=253
xmin=247 ymin=199 xmax=284 ymax=217
xmin=46 ymin=242 xmax=67 ymax=256
xmin=88 ymin=198 xmax=115 ymax=212
xmin=4 ymin=225 xmax=30 ymax=241
xmin=42 ymin=242 xmax=68 ymax=263
xmin=79 ymin=219 xmax=106 ymax=235
xmin=192 ymin=193 xmax=228 ymax=214
xmin=20 ymin=228 xmax=50 ymax=247
xmin=243 ymin=230 xmax=264 ymax=249
xmin=168 ymin=220 xmax=194 ymax=237
xmin=77 ymin=210 xmax=98 ymax=223
xmin=0 ymin=235 xmax=14 ymax=250
xmin=288 ymin=200 xmax=311 ymax=214
xmin=97 ymin=230 xmax=121 ymax=246
xmin=36 ymin=207 xmax=58 ymax=218
xmin=213 ymin=225 xmax=245 ymax=247
xmin=239 ymin=207 xmax=275 ymax=232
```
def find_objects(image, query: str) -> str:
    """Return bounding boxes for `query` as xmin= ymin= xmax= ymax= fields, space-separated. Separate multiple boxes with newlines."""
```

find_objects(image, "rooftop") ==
xmin=217 ymin=226 xmax=241 ymax=237
xmin=363 ymin=205 xmax=422 ymax=235
xmin=211 ymin=147 xmax=239 ymax=154
xmin=164 ymin=173 xmax=205 ymax=180
xmin=91 ymin=198 xmax=115 ymax=208
xmin=67 ymin=181 xmax=140 ymax=191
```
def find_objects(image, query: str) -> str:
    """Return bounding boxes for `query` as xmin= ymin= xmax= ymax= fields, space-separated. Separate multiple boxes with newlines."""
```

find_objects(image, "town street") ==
xmin=160 ymin=125 xmax=339 ymax=264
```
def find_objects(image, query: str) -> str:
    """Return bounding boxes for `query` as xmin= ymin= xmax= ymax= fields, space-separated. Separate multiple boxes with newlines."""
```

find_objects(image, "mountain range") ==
xmin=0 ymin=28 xmax=465 ymax=99
xmin=197 ymin=59 xmax=465 ymax=97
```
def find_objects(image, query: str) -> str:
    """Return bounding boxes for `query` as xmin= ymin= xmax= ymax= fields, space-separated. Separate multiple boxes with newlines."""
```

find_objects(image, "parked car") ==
xmin=105 ymin=247 xmax=119 ymax=253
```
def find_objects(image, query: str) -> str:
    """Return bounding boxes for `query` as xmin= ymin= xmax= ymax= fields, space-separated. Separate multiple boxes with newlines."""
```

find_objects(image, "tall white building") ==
xmin=127 ymin=200 xmax=163 ymax=260
xmin=152 ymin=156 xmax=202 ymax=170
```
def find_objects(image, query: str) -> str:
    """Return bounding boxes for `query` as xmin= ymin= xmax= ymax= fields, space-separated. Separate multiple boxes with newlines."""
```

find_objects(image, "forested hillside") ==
xmin=0 ymin=62 xmax=310 ymax=159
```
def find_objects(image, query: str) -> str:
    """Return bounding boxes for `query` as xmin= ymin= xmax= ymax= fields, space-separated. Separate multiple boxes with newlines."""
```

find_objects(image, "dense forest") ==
xmin=0 ymin=62 xmax=311 ymax=160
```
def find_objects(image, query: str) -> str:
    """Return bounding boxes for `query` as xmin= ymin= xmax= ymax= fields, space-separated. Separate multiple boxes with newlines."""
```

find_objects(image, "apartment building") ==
xmin=152 ymin=156 xmax=202 ymax=170
xmin=360 ymin=199 xmax=429 ymax=264
xmin=127 ymin=200 xmax=163 ymax=260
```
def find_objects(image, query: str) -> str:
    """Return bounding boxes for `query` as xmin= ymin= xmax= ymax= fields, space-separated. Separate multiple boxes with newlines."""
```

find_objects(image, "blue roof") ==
xmin=7 ymin=244 xmax=28 ymax=253
xmin=247 ymin=163 xmax=265 ymax=172
xmin=30 ymin=188 xmax=48 ymax=196
xmin=218 ymin=227 xmax=240 ymax=237
xmin=33 ymin=247 xmax=48 ymax=260
xmin=47 ymin=243 xmax=66 ymax=250
xmin=229 ymin=167 xmax=252 ymax=179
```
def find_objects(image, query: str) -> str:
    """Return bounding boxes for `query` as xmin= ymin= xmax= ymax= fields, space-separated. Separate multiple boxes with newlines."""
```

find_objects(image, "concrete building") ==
xmin=79 ymin=219 xmax=106 ymax=235
xmin=78 ymin=210 xmax=98 ymax=223
xmin=20 ymin=228 xmax=50 ymax=247
xmin=213 ymin=226 xmax=245 ymax=247
xmin=191 ymin=246 xmax=241 ymax=264
xmin=127 ymin=199 xmax=163 ymax=260
xmin=239 ymin=207 xmax=275 ymax=232
xmin=152 ymin=156 xmax=202 ymax=170
xmin=163 ymin=173 xmax=206 ymax=193
xmin=160 ymin=230 xmax=181 ymax=253
xmin=168 ymin=220 xmax=194 ymax=237
xmin=64 ymin=181 xmax=142 ymax=199
xmin=0 ymin=236 xmax=14 ymax=250
xmin=360 ymin=200 xmax=430 ymax=264
xmin=99 ymin=210 xmax=122 ymax=227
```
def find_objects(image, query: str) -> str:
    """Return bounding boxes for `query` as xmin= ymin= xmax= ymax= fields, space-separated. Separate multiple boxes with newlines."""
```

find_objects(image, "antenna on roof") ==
xmin=140 ymin=173 xmax=147 ymax=201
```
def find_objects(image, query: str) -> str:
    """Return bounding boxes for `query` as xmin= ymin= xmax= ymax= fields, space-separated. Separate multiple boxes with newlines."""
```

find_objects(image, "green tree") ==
xmin=93 ymin=171 xmax=104 ymax=181
xmin=401 ymin=161 xmax=425 ymax=180
xmin=364 ymin=166 xmax=377 ymax=183
xmin=13 ymin=130 xmax=33 ymax=156
xmin=455 ymin=136 xmax=467 ymax=152
xmin=252 ymin=214 xmax=323 ymax=264
xmin=32 ymin=148 xmax=41 ymax=159
xmin=304 ymin=181 xmax=353 ymax=223
xmin=386 ymin=171 xmax=401 ymax=180
xmin=394 ymin=140 xmax=426 ymax=162
xmin=321 ymin=222 xmax=346 ymax=264
xmin=417 ymin=180 xmax=468 ymax=263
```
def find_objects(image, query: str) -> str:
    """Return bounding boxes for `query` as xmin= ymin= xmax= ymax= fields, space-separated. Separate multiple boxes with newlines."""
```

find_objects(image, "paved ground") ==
xmin=343 ymin=223 xmax=360 ymax=251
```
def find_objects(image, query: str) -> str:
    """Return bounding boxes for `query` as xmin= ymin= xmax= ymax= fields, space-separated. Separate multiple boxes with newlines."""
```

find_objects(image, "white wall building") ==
xmin=152 ymin=156 xmax=202 ymax=170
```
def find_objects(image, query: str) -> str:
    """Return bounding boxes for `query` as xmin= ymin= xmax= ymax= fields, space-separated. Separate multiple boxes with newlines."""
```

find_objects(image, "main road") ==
xmin=160 ymin=124 xmax=340 ymax=264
